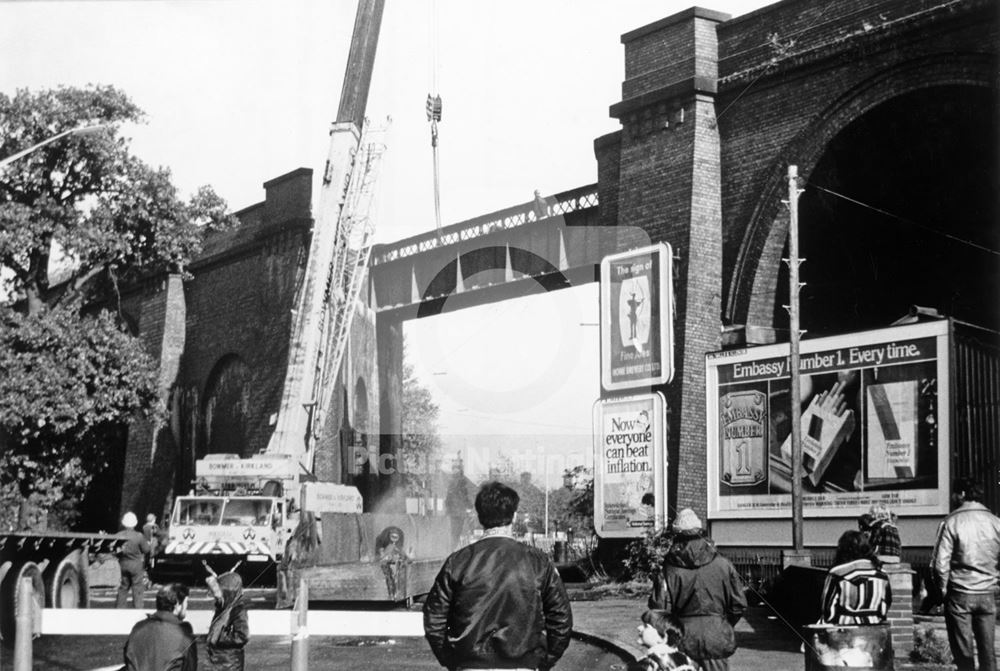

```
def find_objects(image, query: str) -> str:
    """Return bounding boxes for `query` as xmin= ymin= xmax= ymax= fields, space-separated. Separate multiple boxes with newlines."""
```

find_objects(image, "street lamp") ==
xmin=0 ymin=124 xmax=108 ymax=170
xmin=545 ymin=460 xmax=550 ymax=538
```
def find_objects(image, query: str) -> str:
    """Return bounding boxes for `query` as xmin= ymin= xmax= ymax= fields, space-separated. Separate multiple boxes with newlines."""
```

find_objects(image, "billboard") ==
xmin=706 ymin=321 xmax=950 ymax=518
xmin=593 ymin=392 xmax=667 ymax=537
xmin=600 ymin=243 xmax=674 ymax=390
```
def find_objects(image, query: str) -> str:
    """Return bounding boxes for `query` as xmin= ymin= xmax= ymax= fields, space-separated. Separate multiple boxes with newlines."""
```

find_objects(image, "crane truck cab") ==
xmin=153 ymin=453 xmax=364 ymax=585
xmin=154 ymin=454 xmax=300 ymax=584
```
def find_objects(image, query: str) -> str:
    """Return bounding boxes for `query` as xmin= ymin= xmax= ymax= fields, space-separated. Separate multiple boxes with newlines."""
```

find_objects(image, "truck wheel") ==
xmin=0 ymin=561 xmax=44 ymax=642
xmin=44 ymin=551 xmax=84 ymax=608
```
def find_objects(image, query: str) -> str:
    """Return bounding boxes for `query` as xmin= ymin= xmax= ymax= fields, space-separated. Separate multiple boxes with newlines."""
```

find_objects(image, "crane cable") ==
xmin=426 ymin=0 xmax=443 ymax=240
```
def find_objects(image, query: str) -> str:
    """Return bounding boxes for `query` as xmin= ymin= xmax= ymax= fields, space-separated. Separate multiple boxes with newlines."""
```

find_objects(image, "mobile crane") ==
xmin=155 ymin=0 xmax=465 ymax=601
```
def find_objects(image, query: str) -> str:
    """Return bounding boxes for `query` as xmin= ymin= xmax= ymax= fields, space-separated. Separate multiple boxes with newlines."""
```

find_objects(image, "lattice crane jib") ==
xmin=311 ymin=125 xmax=387 ymax=454
xmin=265 ymin=121 xmax=387 ymax=471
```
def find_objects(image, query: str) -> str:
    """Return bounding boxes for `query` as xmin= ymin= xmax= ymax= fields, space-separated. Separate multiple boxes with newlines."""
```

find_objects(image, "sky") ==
xmin=1 ymin=0 xmax=775 ymax=480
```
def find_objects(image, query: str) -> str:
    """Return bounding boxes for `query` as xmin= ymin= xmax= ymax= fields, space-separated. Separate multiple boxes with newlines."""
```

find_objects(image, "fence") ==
xmin=520 ymin=535 xmax=594 ymax=564
xmin=722 ymin=546 xmax=933 ymax=607
xmin=6 ymin=578 xmax=424 ymax=671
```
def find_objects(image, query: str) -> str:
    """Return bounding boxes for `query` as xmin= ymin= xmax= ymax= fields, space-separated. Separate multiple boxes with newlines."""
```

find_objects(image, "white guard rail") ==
xmin=40 ymin=608 xmax=424 ymax=637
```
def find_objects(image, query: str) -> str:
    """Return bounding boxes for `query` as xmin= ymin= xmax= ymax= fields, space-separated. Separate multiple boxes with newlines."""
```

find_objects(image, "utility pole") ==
xmin=785 ymin=165 xmax=805 ymax=553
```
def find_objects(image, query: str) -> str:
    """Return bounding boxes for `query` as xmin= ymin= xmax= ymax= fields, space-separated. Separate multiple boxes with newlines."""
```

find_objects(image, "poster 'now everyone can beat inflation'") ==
xmin=592 ymin=393 xmax=667 ymax=538
xmin=705 ymin=321 xmax=951 ymax=518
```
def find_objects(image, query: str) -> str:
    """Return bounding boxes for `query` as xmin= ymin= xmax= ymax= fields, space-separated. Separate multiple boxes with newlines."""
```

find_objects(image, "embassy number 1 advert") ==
xmin=705 ymin=321 xmax=950 ymax=518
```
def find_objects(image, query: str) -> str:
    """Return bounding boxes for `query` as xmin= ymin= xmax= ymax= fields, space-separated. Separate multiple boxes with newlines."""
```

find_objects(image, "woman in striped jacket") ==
xmin=820 ymin=530 xmax=892 ymax=625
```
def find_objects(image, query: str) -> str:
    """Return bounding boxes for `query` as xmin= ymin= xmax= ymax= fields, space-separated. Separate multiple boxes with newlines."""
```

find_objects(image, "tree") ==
xmin=399 ymin=350 xmax=442 ymax=498
xmin=558 ymin=465 xmax=594 ymax=536
xmin=0 ymin=85 xmax=236 ymax=529
xmin=515 ymin=472 xmax=545 ymax=534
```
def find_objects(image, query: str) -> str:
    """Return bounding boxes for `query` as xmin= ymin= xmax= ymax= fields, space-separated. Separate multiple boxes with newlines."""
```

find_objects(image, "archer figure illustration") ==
xmin=618 ymin=277 xmax=650 ymax=353
xmin=626 ymin=292 xmax=644 ymax=340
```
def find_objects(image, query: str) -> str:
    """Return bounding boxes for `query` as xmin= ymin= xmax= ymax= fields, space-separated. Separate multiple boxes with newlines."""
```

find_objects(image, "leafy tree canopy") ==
xmin=400 ymin=351 xmax=442 ymax=496
xmin=1 ymin=85 xmax=233 ymax=311
xmin=0 ymin=85 xmax=236 ymax=529
xmin=560 ymin=464 xmax=594 ymax=535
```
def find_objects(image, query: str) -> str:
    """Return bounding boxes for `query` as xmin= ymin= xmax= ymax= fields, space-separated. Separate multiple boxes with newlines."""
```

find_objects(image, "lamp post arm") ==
xmin=0 ymin=125 xmax=106 ymax=170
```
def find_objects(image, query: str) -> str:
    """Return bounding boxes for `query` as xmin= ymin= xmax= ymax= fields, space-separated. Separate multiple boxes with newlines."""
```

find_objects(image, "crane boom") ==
xmin=265 ymin=0 xmax=385 ymax=469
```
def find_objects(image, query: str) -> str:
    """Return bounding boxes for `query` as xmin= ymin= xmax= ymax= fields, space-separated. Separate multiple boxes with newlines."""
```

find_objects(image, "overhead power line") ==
xmin=808 ymin=182 xmax=1000 ymax=258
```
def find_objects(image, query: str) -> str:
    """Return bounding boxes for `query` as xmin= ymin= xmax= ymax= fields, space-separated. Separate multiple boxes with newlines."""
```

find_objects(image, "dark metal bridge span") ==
xmin=369 ymin=185 xmax=646 ymax=318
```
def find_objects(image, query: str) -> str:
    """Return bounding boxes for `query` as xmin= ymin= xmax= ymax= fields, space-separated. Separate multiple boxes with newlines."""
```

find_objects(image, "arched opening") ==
xmin=201 ymin=354 xmax=251 ymax=458
xmin=772 ymin=85 xmax=997 ymax=335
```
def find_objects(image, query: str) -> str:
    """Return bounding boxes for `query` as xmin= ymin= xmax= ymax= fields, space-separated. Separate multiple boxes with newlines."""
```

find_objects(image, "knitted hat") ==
xmin=869 ymin=503 xmax=894 ymax=524
xmin=121 ymin=511 xmax=138 ymax=528
xmin=672 ymin=508 xmax=702 ymax=533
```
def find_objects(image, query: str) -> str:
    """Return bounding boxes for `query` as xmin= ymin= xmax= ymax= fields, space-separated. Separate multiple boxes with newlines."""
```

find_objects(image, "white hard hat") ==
xmin=121 ymin=512 xmax=138 ymax=528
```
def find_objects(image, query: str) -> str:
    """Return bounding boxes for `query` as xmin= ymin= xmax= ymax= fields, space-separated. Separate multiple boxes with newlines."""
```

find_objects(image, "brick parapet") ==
xmin=718 ymin=0 xmax=993 ymax=82
xmin=621 ymin=8 xmax=728 ymax=87
xmin=198 ymin=168 xmax=313 ymax=263
xmin=263 ymin=167 xmax=313 ymax=223
xmin=615 ymin=9 xmax=726 ymax=116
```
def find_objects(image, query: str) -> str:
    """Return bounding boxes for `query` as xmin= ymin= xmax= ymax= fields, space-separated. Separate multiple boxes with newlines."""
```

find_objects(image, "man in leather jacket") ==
xmin=423 ymin=481 xmax=572 ymax=671
xmin=932 ymin=477 xmax=1000 ymax=671
xmin=123 ymin=583 xmax=197 ymax=671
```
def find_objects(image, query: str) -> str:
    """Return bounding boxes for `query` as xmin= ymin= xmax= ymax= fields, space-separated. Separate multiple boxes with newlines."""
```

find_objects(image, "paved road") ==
xmin=2 ymin=634 xmax=627 ymax=671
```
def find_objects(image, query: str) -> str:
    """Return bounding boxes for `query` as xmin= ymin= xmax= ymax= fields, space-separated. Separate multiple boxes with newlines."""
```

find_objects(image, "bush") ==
xmin=911 ymin=625 xmax=952 ymax=664
xmin=622 ymin=528 xmax=675 ymax=581
xmin=586 ymin=578 xmax=650 ymax=599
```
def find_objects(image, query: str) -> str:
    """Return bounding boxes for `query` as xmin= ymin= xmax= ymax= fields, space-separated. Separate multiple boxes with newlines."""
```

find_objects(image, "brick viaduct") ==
xmin=113 ymin=0 xmax=997 ymax=545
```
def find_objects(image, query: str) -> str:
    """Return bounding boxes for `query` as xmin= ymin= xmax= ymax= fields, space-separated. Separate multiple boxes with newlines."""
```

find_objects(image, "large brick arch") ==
xmin=728 ymin=53 xmax=996 ymax=329
xmin=201 ymin=354 xmax=252 ymax=458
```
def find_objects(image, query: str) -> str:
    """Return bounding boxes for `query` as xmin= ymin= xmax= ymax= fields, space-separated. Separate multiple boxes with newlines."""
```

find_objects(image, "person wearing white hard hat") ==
xmin=116 ymin=511 xmax=151 ymax=609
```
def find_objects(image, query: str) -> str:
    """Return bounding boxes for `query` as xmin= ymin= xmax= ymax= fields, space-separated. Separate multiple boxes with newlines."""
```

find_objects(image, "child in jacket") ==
xmin=636 ymin=609 xmax=699 ymax=671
